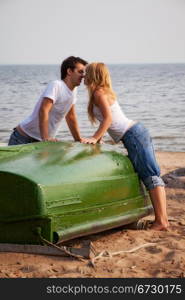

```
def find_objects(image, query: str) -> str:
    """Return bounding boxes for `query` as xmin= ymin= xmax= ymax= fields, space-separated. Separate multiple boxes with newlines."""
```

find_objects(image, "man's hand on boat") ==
xmin=43 ymin=137 xmax=59 ymax=142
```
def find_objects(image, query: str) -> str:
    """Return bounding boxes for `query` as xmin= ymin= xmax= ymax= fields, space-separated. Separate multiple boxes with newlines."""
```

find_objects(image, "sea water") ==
xmin=0 ymin=63 xmax=184 ymax=151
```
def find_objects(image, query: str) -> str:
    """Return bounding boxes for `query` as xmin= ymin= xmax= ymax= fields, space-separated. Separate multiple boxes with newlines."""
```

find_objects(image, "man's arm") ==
xmin=39 ymin=97 xmax=58 ymax=141
xmin=65 ymin=105 xmax=84 ymax=142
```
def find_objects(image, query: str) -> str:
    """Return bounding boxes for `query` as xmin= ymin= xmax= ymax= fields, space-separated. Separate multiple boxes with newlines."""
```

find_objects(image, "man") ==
xmin=8 ymin=56 xmax=88 ymax=145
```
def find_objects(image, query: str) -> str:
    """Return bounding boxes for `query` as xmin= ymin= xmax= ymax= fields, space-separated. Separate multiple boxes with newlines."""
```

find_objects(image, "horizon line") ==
xmin=0 ymin=61 xmax=185 ymax=66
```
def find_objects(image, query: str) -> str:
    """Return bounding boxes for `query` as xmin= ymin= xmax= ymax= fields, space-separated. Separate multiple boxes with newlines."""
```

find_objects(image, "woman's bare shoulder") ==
xmin=94 ymin=88 xmax=106 ymax=98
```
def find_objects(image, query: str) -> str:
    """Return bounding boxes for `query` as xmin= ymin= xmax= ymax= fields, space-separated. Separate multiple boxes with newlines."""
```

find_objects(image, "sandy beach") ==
xmin=0 ymin=151 xmax=185 ymax=278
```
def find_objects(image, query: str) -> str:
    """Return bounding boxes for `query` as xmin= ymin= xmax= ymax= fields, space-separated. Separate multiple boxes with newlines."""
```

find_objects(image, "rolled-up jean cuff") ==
xmin=142 ymin=176 xmax=165 ymax=190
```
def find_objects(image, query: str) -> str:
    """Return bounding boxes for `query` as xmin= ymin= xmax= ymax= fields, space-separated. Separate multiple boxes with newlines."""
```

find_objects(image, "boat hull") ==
xmin=0 ymin=142 xmax=152 ymax=244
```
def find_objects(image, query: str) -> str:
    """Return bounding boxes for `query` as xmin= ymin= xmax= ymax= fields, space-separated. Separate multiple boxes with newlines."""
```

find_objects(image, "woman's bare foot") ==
xmin=150 ymin=221 xmax=170 ymax=231
xmin=128 ymin=219 xmax=170 ymax=231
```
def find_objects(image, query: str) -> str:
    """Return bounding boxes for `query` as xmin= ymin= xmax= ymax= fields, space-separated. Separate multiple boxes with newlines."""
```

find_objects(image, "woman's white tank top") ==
xmin=93 ymin=101 xmax=133 ymax=143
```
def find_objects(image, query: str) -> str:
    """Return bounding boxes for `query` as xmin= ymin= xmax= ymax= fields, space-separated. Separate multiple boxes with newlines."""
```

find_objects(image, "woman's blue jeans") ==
xmin=121 ymin=122 xmax=165 ymax=190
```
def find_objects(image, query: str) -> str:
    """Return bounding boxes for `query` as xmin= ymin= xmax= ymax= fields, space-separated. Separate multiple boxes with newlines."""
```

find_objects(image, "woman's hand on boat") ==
xmin=78 ymin=137 xmax=91 ymax=144
xmin=83 ymin=137 xmax=98 ymax=144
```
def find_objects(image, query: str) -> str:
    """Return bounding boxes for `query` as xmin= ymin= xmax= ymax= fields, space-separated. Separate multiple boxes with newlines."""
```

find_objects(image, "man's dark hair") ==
xmin=61 ymin=56 xmax=88 ymax=79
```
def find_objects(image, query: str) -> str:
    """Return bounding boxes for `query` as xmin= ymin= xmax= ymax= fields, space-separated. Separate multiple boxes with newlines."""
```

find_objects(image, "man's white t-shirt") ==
xmin=19 ymin=80 xmax=77 ymax=141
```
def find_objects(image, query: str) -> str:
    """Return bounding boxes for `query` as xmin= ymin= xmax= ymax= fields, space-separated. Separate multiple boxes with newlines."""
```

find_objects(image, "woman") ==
xmin=84 ymin=62 xmax=169 ymax=231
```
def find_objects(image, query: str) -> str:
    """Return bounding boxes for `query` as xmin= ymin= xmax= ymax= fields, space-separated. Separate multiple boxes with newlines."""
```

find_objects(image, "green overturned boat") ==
xmin=0 ymin=142 xmax=152 ymax=244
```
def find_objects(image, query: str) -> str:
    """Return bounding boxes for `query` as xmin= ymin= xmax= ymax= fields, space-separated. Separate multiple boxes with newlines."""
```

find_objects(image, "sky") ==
xmin=0 ymin=0 xmax=185 ymax=64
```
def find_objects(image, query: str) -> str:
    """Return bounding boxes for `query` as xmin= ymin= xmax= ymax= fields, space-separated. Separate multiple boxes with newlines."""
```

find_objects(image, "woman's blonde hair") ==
xmin=85 ymin=63 xmax=116 ymax=123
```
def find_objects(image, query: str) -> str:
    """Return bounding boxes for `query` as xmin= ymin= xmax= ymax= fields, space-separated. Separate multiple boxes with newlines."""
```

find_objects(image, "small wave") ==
xmin=0 ymin=129 xmax=10 ymax=133
xmin=1 ymin=108 xmax=14 ymax=112
xmin=154 ymin=136 xmax=181 ymax=140
xmin=12 ymin=81 xmax=28 ymax=84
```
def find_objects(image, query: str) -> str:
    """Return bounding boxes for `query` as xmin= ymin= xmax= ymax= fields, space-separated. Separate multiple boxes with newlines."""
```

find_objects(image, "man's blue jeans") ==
xmin=8 ymin=128 xmax=39 ymax=145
